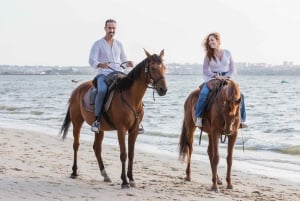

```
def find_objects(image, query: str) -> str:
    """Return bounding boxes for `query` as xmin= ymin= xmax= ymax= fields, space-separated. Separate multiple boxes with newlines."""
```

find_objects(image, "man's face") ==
xmin=105 ymin=22 xmax=116 ymax=38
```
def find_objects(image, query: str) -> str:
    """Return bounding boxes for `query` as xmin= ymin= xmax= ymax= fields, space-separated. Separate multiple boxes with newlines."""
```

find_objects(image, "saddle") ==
xmin=200 ymin=79 xmax=229 ymax=114
xmin=83 ymin=71 xmax=126 ymax=112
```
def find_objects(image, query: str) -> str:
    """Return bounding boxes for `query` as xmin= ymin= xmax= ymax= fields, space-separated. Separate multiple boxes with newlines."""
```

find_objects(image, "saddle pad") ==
xmin=82 ymin=88 xmax=95 ymax=112
xmin=82 ymin=88 xmax=115 ymax=113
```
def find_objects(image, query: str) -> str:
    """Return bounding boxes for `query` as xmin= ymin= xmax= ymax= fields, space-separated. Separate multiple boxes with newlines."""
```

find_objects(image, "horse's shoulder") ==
xmin=186 ymin=88 xmax=200 ymax=104
xmin=81 ymin=80 xmax=93 ymax=88
xmin=74 ymin=81 xmax=93 ymax=93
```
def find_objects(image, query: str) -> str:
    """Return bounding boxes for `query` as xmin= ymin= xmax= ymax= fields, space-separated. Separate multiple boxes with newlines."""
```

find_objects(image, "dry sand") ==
xmin=1 ymin=127 xmax=299 ymax=201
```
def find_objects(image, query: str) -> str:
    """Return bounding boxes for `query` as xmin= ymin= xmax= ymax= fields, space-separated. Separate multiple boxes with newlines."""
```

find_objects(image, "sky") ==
xmin=1 ymin=0 xmax=300 ymax=66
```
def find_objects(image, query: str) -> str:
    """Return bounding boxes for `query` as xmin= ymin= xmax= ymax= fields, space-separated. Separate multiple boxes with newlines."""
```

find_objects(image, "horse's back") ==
xmin=68 ymin=80 xmax=94 ymax=124
xmin=183 ymin=88 xmax=200 ymax=127
xmin=184 ymin=88 xmax=199 ymax=109
xmin=70 ymin=81 xmax=93 ymax=102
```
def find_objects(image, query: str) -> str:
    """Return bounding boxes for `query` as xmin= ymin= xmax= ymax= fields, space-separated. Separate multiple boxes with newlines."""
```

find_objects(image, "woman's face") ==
xmin=208 ymin=35 xmax=219 ymax=49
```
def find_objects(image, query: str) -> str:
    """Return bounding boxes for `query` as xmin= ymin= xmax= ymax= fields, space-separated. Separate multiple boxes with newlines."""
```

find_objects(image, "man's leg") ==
xmin=91 ymin=75 xmax=108 ymax=133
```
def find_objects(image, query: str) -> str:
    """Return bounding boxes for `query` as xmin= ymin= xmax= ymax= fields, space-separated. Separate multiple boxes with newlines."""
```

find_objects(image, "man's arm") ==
xmin=89 ymin=42 xmax=101 ymax=69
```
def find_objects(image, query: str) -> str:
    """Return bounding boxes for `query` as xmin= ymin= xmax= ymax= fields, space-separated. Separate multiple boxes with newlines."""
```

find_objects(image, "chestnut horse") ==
xmin=60 ymin=49 xmax=167 ymax=188
xmin=179 ymin=78 xmax=241 ymax=192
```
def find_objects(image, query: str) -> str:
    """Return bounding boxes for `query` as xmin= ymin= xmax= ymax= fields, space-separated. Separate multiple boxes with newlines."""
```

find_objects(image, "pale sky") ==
xmin=1 ymin=0 xmax=300 ymax=66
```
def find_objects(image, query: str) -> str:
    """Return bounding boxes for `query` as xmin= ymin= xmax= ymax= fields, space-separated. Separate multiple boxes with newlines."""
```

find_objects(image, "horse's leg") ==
xmin=127 ymin=131 xmax=138 ymax=187
xmin=117 ymin=130 xmax=129 ymax=188
xmin=207 ymin=135 xmax=223 ymax=186
xmin=70 ymin=119 xmax=83 ymax=178
xmin=207 ymin=135 xmax=213 ymax=173
xmin=185 ymin=122 xmax=195 ymax=182
xmin=226 ymin=133 xmax=237 ymax=189
xmin=93 ymin=131 xmax=111 ymax=182
xmin=208 ymin=132 xmax=220 ymax=192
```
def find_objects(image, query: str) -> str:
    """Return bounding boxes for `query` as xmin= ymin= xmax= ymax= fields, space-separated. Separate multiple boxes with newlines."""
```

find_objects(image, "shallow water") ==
xmin=0 ymin=73 xmax=299 ymax=183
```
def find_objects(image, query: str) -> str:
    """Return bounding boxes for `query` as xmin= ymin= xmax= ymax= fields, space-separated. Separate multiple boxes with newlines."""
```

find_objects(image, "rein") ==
xmin=144 ymin=60 xmax=165 ymax=101
xmin=218 ymin=80 xmax=233 ymax=143
xmin=118 ymin=57 xmax=165 ymax=123
xmin=120 ymin=90 xmax=142 ymax=127
xmin=198 ymin=79 xmax=235 ymax=145
xmin=145 ymin=61 xmax=165 ymax=101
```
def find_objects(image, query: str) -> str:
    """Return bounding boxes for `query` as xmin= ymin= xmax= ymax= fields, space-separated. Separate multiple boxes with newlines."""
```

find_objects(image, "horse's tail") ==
xmin=60 ymin=106 xmax=71 ymax=140
xmin=179 ymin=118 xmax=189 ymax=162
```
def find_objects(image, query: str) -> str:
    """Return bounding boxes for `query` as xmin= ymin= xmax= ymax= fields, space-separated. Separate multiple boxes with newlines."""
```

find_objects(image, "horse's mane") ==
xmin=223 ymin=80 xmax=240 ymax=101
xmin=117 ymin=54 xmax=162 ymax=90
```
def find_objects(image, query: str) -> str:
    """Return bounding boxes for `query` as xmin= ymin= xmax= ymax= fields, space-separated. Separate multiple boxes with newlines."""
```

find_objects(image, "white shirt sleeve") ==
xmin=89 ymin=41 xmax=101 ymax=69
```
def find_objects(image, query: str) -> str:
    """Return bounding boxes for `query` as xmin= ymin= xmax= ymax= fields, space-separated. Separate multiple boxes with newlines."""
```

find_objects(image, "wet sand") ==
xmin=0 ymin=127 xmax=299 ymax=201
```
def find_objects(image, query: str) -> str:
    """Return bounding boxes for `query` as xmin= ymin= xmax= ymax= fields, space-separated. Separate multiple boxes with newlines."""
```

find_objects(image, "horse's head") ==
xmin=143 ymin=49 xmax=168 ymax=96
xmin=221 ymin=81 xmax=241 ymax=135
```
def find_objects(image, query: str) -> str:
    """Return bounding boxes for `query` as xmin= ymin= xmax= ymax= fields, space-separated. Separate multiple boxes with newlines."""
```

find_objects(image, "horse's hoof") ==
xmin=185 ymin=177 xmax=191 ymax=182
xmin=70 ymin=173 xmax=78 ymax=179
xmin=210 ymin=185 xmax=219 ymax=193
xmin=121 ymin=183 xmax=130 ymax=189
xmin=129 ymin=181 xmax=136 ymax=187
xmin=104 ymin=177 xmax=112 ymax=183
xmin=227 ymin=184 xmax=233 ymax=189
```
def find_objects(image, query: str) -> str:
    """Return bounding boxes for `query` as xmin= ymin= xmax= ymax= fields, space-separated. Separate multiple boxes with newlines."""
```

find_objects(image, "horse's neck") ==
xmin=128 ymin=79 xmax=148 ymax=104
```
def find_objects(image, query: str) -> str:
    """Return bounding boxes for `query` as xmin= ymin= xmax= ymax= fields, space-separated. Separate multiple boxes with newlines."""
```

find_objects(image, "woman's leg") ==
xmin=240 ymin=93 xmax=246 ymax=122
xmin=195 ymin=83 xmax=210 ymax=117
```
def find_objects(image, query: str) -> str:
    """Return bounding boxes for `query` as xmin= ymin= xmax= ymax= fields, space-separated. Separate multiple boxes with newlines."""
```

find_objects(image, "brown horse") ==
xmin=179 ymin=78 xmax=241 ymax=192
xmin=60 ymin=49 xmax=167 ymax=188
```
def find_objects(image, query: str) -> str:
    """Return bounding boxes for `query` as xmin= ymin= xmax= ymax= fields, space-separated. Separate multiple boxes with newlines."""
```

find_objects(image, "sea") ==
xmin=0 ymin=72 xmax=299 ymax=184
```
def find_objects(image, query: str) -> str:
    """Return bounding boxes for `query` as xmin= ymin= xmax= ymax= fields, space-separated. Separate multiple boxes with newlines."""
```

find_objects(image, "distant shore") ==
xmin=1 ymin=127 xmax=299 ymax=201
xmin=1 ymin=64 xmax=300 ymax=76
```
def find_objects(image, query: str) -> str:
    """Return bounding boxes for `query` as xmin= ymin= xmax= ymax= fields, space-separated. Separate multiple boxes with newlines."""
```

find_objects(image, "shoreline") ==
xmin=1 ymin=127 xmax=299 ymax=200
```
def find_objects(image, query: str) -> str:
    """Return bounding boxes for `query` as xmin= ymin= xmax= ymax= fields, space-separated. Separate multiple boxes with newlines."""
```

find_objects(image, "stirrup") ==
xmin=239 ymin=123 xmax=248 ymax=129
xmin=91 ymin=121 xmax=100 ymax=133
xmin=195 ymin=117 xmax=203 ymax=127
xmin=138 ymin=124 xmax=144 ymax=134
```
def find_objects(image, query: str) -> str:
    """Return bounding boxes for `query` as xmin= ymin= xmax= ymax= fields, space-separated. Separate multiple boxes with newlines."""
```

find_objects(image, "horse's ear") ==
xmin=159 ymin=49 xmax=164 ymax=58
xmin=143 ymin=48 xmax=151 ymax=58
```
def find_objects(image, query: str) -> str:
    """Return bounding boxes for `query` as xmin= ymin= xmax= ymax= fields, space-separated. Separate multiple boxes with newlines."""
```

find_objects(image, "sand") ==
xmin=1 ymin=127 xmax=299 ymax=201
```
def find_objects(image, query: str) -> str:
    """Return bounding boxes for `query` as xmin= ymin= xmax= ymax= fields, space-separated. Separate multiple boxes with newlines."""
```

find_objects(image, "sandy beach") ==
xmin=0 ymin=127 xmax=299 ymax=201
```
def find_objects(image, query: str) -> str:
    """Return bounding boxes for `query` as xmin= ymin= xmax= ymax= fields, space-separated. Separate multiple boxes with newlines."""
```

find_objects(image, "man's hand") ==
xmin=97 ymin=63 xmax=109 ymax=68
xmin=126 ymin=61 xmax=134 ymax=67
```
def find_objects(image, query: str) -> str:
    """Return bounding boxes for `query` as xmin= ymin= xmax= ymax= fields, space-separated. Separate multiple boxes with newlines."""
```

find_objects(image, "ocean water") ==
xmin=0 ymin=73 xmax=299 ymax=183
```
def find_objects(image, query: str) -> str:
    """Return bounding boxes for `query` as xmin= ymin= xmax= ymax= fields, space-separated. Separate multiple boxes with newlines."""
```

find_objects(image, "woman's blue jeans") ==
xmin=195 ymin=83 xmax=246 ymax=122
xmin=95 ymin=74 xmax=108 ymax=117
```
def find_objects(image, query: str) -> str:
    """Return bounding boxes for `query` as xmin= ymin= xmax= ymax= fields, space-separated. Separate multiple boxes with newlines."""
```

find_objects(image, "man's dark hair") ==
xmin=105 ymin=19 xmax=117 ymax=26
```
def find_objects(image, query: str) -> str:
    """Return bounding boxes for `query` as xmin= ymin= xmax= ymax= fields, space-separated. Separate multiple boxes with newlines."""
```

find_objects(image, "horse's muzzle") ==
xmin=157 ymin=87 xmax=168 ymax=96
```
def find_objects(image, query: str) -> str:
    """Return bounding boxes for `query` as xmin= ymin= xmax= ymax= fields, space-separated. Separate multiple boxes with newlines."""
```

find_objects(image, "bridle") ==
xmin=217 ymin=81 xmax=241 ymax=143
xmin=144 ymin=59 xmax=165 ymax=89
xmin=144 ymin=59 xmax=166 ymax=101
xmin=119 ymin=57 xmax=166 ymax=121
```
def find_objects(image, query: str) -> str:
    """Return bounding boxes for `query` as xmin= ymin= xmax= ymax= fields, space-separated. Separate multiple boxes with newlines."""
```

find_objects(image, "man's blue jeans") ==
xmin=95 ymin=74 xmax=108 ymax=117
xmin=195 ymin=83 xmax=247 ymax=122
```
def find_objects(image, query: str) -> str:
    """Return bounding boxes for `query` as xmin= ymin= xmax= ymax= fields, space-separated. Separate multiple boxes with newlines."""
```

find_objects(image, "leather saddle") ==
xmin=82 ymin=71 xmax=126 ymax=113
xmin=200 ymin=79 xmax=229 ymax=114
